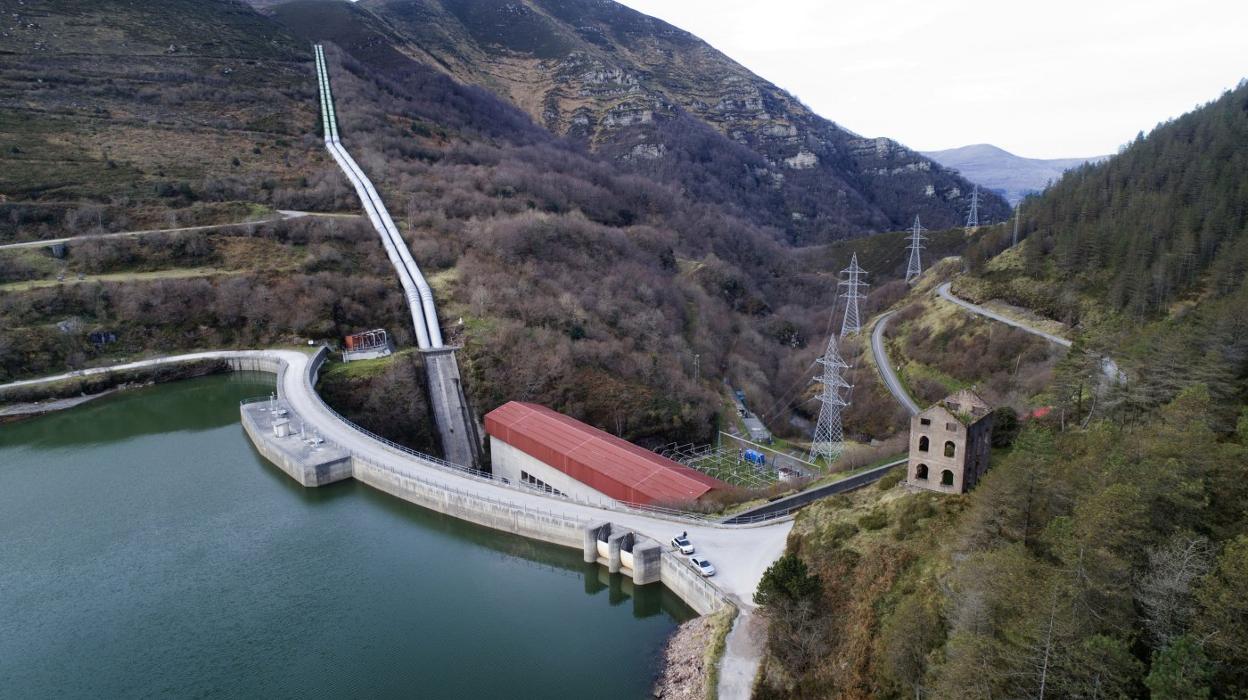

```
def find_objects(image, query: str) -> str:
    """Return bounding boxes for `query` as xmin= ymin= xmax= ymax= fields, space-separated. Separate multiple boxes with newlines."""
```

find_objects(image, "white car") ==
xmin=671 ymin=535 xmax=694 ymax=555
xmin=689 ymin=556 xmax=716 ymax=577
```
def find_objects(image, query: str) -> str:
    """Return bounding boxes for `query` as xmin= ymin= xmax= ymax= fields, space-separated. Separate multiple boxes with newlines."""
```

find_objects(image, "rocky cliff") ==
xmin=273 ymin=0 xmax=1011 ymax=242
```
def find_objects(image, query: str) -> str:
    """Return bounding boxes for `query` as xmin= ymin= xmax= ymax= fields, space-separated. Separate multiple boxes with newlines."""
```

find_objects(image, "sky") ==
xmin=615 ymin=0 xmax=1248 ymax=159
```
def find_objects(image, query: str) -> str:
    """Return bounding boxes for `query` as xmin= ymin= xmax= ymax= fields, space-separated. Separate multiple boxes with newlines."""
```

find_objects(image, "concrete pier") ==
xmin=241 ymin=400 xmax=351 ymax=487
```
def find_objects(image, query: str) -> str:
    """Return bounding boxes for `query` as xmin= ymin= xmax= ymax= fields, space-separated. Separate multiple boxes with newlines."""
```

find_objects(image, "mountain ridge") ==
xmin=923 ymin=143 xmax=1108 ymax=205
xmin=268 ymin=0 xmax=1011 ymax=242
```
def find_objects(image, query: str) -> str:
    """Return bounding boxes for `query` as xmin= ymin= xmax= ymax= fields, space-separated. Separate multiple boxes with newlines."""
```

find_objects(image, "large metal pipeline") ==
xmin=314 ymin=45 xmax=444 ymax=349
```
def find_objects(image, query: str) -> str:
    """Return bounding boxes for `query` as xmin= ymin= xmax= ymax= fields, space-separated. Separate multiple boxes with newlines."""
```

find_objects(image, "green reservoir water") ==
xmin=0 ymin=374 xmax=692 ymax=699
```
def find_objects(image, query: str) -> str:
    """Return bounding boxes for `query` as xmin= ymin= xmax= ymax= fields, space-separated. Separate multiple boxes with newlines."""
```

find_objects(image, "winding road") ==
xmin=0 ymin=351 xmax=791 ymax=604
xmin=1 ymin=348 xmax=785 ymax=699
xmin=869 ymin=281 xmax=1077 ymax=419
xmin=937 ymin=282 xmax=1072 ymax=347
xmin=871 ymin=310 xmax=921 ymax=415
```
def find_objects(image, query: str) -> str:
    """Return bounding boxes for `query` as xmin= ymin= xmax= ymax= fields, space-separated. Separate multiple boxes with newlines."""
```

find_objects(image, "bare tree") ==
xmin=1135 ymin=535 xmax=1213 ymax=647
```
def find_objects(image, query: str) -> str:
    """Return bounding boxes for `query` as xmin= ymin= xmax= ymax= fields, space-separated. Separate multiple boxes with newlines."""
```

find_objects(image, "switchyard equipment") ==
xmin=655 ymin=442 xmax=777 ymax=489
xmin=342 ymin=329 xmax=391 ymax=362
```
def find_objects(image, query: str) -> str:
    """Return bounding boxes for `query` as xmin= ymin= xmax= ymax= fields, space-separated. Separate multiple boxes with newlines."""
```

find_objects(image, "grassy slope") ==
xmin=0 ymin=0 xmax=332 ymax=240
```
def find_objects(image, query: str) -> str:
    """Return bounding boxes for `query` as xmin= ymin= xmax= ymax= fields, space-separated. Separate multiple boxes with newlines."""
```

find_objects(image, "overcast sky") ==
xmin=615 ymin=0 xmax=1247 ymax=159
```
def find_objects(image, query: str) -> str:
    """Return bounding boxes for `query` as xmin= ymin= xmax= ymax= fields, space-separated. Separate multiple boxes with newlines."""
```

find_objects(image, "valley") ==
xmin=2 ymin=1 xmax=1247 ymax=699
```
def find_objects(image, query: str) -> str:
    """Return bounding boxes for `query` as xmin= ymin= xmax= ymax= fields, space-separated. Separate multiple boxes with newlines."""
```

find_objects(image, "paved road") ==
xmin=0 ymin=350 xmax=792 ymax=613
xmin=871 ymin=310 xmax=921 ymax=415
xmin=722 ymin=458 xmax=906 ymax=524
xmin=0 ymin=210 xmax=357 ymax=252
xmin=937 ymin=282 xmax=1072 ymax=348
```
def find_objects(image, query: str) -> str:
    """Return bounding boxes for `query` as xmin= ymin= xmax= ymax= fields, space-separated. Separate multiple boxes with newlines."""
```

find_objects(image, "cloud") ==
xmin=616 ymin=0 xmax=1248 ymax=158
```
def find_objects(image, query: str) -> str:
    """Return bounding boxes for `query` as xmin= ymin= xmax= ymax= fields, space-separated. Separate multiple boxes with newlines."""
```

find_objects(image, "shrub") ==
xmin=877 ymin=466 xmax=905 ymax=491
xmin=754 ymin=553 xmax=822 ymax=607
xmin=991 ymin=406 xmax=1022 ymax=447
xmin=858 ymin=509 xmax=889 ymax=531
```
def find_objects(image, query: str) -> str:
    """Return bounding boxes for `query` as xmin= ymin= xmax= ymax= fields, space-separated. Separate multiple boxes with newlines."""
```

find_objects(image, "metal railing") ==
xmin=240 ymin=348 xmax=797 ymax=527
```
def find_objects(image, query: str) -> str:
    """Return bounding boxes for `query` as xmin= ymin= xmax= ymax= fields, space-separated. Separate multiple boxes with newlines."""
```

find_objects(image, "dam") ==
xmin=0 ymin=374 xmax=693 ymax=698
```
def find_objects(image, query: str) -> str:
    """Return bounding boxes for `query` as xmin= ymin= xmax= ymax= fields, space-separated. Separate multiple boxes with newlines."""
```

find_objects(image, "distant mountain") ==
xmin=922 ymin=144 xmax=1107 ymax=206
xmin=268 ymin=0 xmax=1011 ymax=242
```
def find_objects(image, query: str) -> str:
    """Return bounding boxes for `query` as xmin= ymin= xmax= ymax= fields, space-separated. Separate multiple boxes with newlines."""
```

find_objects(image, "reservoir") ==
xmin=0 ymin=374 xmax=692 ymax=699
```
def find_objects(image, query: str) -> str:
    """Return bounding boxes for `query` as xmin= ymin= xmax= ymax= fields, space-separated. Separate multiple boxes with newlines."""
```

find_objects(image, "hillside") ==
xmin=266 ymin=0 xmax=1011 ymax=243
xmin=753 ymin=82 xmax=1248 ymax=699
xmin=1 ymin=0 xmax=947 ymax=452
xmin=0 ymin=0 xmax=356 ymax=241
xmin=957 ymin=81 xmax=1248 ymax=424
xmin=922 ymin=143 xmax=1107 ymax=205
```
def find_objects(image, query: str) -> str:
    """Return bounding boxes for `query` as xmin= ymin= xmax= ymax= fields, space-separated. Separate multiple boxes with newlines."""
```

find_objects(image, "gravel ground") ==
xmin=653 ymin=615 xmax=714 ymax=699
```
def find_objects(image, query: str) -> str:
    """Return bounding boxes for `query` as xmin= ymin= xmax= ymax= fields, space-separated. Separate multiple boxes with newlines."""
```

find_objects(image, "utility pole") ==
xmin=808 ymin=332 xmax=851 ymax=465
xmin=966 ymin=184 xmax=980 ymax=231
xmin=693 ymin=353 xmax=701 ymax=383
xmin=838 ymin=253 xmax=868 ymax=338
xmin=1012 ymin=201 xmax=1021 ymax=247
xmin=905 ymin=216 xmax=927 ymax=284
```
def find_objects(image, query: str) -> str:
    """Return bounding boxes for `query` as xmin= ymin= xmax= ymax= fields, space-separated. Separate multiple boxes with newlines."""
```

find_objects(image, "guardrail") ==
xmin=239 ymin=347 xmax=797 ymax=527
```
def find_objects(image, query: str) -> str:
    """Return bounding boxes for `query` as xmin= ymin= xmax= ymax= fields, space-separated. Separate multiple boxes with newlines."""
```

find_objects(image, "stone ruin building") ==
xmin=907 ymin=389 xmax=994 ymax=494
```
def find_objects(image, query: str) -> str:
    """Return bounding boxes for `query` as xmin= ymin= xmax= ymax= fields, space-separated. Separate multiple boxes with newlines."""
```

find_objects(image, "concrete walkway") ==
xmin=2 ymin=350 xmax=791 ymax=699
xmin=0 ymin=350 xmax=791 ymax=606
xmin=719 ymin=611 xmax=768 ymax=700
xmin=937 ymin=281 xmax=1072 ymax=348
xmin=871 ymin=310 xmax=921 ymax=415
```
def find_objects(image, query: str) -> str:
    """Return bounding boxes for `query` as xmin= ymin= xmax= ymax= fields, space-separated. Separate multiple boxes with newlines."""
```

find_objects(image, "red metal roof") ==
xmin=484 ymin=402 xmax=726 ymax=505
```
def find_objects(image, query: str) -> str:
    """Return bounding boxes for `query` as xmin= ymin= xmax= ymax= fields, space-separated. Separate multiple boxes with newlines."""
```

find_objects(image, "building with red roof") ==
xmin=484 ymin=402 xmax=726 ymax=506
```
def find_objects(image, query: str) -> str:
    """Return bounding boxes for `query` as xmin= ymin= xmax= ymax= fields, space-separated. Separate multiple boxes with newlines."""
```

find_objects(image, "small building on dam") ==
xmin=484 ymin=402 xmax=727 ymax=507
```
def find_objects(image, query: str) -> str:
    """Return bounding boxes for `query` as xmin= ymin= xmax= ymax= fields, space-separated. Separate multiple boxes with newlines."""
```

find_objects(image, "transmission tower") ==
xmin=838 ymin=253 xmax=868 ymax=338
xmin=905 ymin=216 xmax=927 ymax=283
xmin=1012 ymin=202 xmax=1021 ymax=247
xmin=966 ymin=184 xmax=980 ymax=230
xmin=808 ymin=332 xmax=851 ymax=464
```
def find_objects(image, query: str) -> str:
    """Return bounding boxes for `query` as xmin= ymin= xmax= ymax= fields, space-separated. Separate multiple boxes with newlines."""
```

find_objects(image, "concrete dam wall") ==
xmin=236 ymin=349 xmax=730 ymax=616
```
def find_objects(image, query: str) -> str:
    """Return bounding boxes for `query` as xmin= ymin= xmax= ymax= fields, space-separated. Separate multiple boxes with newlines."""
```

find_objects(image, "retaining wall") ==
xmin=353 ymin=456 xmax=584 ymax=549
xmin=241 ymin=402 xmax=352 ymax=487
xmin=225 ymin=355 xmax=286 ymax=375
xmin=228 ymin=346 xmax=732 ymax=616
xmin=660 ymin=552 xmax=730 ymax=615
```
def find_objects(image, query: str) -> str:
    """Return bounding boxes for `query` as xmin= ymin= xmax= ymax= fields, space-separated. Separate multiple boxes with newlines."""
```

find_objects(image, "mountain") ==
xmin=755 ymin=83 xmax=1248 ymax=700
xmin=922 ymin=143 xmax=1108 ymax=206
xmin=0 ymin=0 xmax=336 ymax=239
xmin=957 ymin=82 xmax=1248 ymax=421
xmin=266 ymin=0 xmax=1011 ymax=243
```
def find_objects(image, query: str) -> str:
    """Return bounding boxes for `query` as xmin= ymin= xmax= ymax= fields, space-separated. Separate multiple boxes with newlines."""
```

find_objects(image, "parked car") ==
xmin=671 ymin=534 xmax=694 ymax=555
xmin=689 ymin=556 xmax=716 ymax=577
xmin=688 ymin=554 xmax=718 ymax=576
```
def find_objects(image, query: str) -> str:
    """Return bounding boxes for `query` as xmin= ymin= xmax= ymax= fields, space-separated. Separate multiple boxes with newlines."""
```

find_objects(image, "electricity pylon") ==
xmin=838 ymin=253 xmax=868 ymax=338
xmin=808 ymin=332 xmax=851 ymax=464
xmin=905 ymin=216 xmax=927 ymax=283
xmin=966 ymin=184 xmax=980 ymax=230
xmin=1012 ymin=201 xmax=1021 ymax=247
